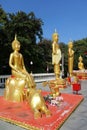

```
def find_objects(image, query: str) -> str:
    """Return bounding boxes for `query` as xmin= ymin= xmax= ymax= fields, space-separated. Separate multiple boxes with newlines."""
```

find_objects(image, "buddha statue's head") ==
xmin=68 ymin=41 xmax=73 ymax=48
xmin=12 ymin=34 xmax=20 ymax=51
xmin=52 ymin=30 xmax=59 ymax=42
xmin=79 ymin=55 xmax=83 ymax=62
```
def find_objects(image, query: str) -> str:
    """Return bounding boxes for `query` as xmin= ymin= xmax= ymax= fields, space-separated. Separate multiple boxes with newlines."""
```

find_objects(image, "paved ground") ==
xmin=0 ymin=80 xmax=87 ymax=130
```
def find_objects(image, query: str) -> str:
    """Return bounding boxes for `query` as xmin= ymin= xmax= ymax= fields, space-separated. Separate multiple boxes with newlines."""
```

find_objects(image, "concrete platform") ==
xmin=0 ymin=81 xmax=87 ymax=130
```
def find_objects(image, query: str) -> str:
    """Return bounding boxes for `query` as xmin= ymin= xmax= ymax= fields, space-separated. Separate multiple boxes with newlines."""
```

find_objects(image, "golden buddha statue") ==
xmin=68 ymin=41 xmax=74 ymax=77
xmin=47 ymin=31 xmax=66 ymax=98
xmin=52 ymin=31 xmax=61 ymax=79
xmin=9 ymin=35 xmax=36 ymax=88
xmin=78 ymin=55 xmax=85 ymax=70
xmin=4 ymin=35 xmax=36 ymax=102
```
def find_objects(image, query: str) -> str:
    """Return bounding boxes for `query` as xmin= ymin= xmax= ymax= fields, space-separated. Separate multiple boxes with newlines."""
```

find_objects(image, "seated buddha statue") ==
xmin=4 ymin=35 xmax=36 ymax=102
xmin=78 ymin=55 xmax=85 ymax=71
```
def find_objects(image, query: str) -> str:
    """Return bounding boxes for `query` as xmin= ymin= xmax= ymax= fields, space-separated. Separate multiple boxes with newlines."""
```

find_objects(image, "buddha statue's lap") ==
xmin=12 ymin=69 xmax=36 ymax=88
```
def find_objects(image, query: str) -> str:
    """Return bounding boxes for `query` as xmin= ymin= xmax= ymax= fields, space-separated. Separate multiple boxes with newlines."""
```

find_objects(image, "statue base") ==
xmin=0 ymin=91 xmax=84 ymax=130
xmin=73 ymin=70 xmax=87 ymax=80
xmin=4 ymin=76 xmax=26 ymax=102
xmin=43 ymin=78 xmax=66 ymax=98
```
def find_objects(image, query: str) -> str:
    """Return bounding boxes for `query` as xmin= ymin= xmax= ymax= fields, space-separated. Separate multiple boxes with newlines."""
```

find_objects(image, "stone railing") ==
xmin=0 ymin=73 xmax=55 ymax=87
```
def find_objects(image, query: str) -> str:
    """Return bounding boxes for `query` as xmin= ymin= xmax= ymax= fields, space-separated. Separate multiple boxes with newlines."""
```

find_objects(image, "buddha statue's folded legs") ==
xmin=12 ymin=70 xmax=36 ymax=88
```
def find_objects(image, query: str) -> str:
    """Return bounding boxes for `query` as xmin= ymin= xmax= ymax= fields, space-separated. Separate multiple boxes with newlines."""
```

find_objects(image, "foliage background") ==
xmin=0 ymin=6 xmax=87 ymax=77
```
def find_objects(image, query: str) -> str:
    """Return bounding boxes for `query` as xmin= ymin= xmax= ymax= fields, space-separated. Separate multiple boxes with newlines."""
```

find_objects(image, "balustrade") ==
xmin=0 ymin=73 xmax=55 ymax=87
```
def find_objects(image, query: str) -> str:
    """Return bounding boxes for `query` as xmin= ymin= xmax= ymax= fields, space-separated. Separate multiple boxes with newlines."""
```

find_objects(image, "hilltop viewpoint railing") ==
xmin=0 ymin=73 xmax=55 ymax=87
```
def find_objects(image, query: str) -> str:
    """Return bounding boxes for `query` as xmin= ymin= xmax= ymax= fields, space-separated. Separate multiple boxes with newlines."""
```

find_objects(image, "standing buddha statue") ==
xmin=43 ymin=31 xmax=66 ymax=98
xmin=52 ymin=31 xmax=62 ymax=79
xmin=68 ymin=41 xmax=74 ymax=77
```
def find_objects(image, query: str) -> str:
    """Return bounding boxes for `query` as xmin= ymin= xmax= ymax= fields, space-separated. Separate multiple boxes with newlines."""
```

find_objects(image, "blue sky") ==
xmin=0 ymin=0 xmax=87 ymax=43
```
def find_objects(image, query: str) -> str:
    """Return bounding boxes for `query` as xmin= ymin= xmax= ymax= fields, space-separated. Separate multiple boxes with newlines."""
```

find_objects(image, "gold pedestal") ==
xmin=4 ymin=76 xmax=26 ymax=102
xmin=73 ymin=70 xmax=87 ymax=80
xmin=43 ymin=78 xmax=66 ymax=98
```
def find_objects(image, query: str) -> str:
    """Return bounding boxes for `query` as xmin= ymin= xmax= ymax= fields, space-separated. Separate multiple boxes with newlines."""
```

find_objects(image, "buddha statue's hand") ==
xmin=17 ymin=70 xmax=23 ymax=75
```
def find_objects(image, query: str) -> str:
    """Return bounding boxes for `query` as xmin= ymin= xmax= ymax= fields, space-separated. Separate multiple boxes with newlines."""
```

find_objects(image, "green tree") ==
xmin=0 ymin=6 xmax=10 ymax=74
xmin=59 ymin=42 xmax=68 ymax=77
xmin=0 ymin=6 xmax=44 ymax=74
xmin=38 ymin=39 xmax=52 ymax=72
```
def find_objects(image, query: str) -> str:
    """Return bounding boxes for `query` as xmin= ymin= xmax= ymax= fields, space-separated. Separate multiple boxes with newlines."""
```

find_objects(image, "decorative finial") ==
xmin=55 ymin=28 xmax=57 ymax=33
xmin=69 ymin=38 xmax=72 ymax=42
xmin=15 ymin=34 xmax=17 ymax=40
